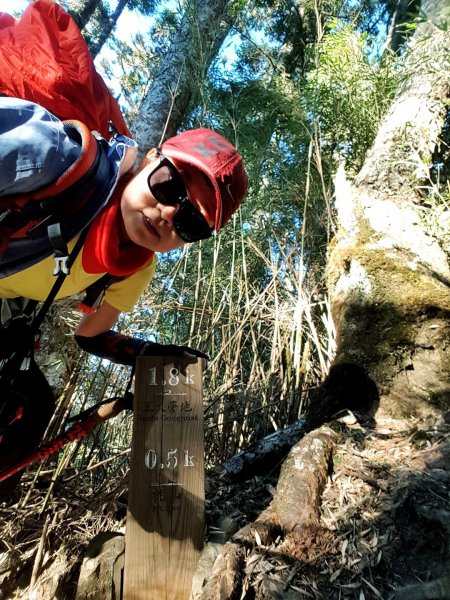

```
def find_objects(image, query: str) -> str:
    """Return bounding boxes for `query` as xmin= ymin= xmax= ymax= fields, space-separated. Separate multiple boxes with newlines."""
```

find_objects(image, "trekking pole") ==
xmin=0 ymin=393 xmax=133 ymax=483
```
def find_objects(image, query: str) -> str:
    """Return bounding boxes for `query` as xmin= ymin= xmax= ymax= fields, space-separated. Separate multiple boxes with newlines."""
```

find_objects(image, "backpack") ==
xmin=0 ymin=0 xmax=130 ymax=139
xmin=0 ymin=329 xmax=55 ymax=502
xmin=0 ymin=113 xmax=116 ymax=277
xmin=0 ymin=0 xmax=136 ymax=325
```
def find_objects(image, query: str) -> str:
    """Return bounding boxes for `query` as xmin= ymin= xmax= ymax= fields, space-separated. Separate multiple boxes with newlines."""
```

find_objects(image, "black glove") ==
xmin=142 ymin=342 xmax=209 ymax=361
xmin=75 ymin=331 xmax=209 ymax=366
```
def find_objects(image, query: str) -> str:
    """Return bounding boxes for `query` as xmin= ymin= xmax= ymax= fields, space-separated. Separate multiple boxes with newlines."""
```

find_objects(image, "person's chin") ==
xmin=156 ymin=239 xmax=185 ymax=254
xmin=127 ymin=218 xmax=160 ymax=249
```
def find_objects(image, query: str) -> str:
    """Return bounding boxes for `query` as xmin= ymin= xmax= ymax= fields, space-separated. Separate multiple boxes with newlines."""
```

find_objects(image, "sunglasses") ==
xmin=147 ymin=156 xmax=213 ymax=243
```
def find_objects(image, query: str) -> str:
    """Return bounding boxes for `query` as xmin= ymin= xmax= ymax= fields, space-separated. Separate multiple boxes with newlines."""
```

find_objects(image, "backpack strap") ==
xmin=31 ymin=230 xmax=89 ymax=334
xmin=78 ymin=273 xmax=125 ymax=313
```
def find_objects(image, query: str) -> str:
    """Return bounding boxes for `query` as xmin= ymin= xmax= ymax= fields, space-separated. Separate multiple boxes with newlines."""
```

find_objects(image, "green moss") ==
xmin=329 ymin=234 xmax=450 ymax=315
xmin=328 ymin=240 xmax=449 ymax=389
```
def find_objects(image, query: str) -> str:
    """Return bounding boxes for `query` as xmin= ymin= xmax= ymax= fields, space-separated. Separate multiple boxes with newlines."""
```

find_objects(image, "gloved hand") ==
xmin=142 ymin=342 xmax=209 ymax=361
xmin=75 ymin=330 xmax=209 ymax=366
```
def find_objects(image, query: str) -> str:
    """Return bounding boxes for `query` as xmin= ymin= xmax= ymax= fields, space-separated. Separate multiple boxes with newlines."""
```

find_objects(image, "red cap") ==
xmin=160 ymin=128 xmax=248 ymax=230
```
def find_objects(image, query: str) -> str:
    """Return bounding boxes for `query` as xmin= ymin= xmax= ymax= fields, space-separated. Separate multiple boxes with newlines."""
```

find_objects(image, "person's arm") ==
xmin=75 ymin=300 xmax=208 ymax=366
xmin=75 ymin=301 xmax=145 ymax=365
xmin=76 ymin=300 xmax=121 ymax=337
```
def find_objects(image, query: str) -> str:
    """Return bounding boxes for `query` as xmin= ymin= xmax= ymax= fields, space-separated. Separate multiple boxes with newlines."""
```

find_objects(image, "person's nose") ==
xmin=156 ymin=202 xmax=178 ymax=226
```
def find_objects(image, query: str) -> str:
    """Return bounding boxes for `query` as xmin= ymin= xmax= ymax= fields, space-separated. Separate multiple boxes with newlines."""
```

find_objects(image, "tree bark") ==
xmin=326 ymin=0 xmax=450 ymax=418
xmin=223 ymin=417 xmax=307 ymax=478
xmin=134 ymin=0 xmax=233 ymax=154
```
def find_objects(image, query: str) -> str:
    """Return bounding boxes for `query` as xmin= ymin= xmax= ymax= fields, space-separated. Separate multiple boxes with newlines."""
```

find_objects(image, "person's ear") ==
xmin=134 ymin=148 xmax=157 ymax=174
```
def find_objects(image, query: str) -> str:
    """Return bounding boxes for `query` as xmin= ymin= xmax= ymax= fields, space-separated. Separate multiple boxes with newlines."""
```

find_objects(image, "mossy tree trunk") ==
xmin=325 ymin=0 xmax=450 ymax=419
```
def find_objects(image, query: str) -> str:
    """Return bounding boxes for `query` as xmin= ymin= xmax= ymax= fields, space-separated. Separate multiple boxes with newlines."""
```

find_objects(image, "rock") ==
xmin=75 ymin=532 xmax=124 ymax=600
xmin=191 ymin=542 xmax=223 ymax=599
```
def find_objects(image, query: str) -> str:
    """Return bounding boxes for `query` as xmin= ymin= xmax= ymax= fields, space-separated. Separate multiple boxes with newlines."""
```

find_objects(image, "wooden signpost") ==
xmin=123 ymin=356 xmax=205 ymax=599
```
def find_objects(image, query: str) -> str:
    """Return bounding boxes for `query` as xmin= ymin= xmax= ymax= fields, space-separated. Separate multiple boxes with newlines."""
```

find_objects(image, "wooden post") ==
xmin=123 ymin=356 xmax=205 ymax=600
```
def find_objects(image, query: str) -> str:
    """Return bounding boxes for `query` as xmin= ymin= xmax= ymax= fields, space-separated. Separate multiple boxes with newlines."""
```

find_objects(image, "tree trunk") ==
xmin=133 ymin=0 xmax=233 ymax=154
xmin=384 ymin=0 xmax=421 ymax=53
xmin=325 ymin=0 xmax=450 ymax=419
xmin=69 ymin=0 xmax=102 ymax=32
xmin=223 ymin=417 xmax=307 ymax=478
xmin=90 ymin=0 xmax=129 ymax=59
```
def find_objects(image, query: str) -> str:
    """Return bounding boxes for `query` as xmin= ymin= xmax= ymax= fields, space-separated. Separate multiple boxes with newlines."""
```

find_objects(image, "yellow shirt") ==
xmin=0 ymin=237 xmax=157 ymax=312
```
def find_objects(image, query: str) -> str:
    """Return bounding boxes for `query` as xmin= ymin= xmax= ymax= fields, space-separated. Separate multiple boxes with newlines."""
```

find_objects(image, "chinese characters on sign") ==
xmin=135 ymin=363 xmax=203 ymax=517
xmin=139 ymin=367 xmax=198 ymax=423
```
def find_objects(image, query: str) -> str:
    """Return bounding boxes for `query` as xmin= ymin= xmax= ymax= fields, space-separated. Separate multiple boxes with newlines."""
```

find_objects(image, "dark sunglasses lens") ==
xmin=174 ymin=201 xmax=212 ymax=243
xmin=148 ymin=162 xmax=186 ymax=205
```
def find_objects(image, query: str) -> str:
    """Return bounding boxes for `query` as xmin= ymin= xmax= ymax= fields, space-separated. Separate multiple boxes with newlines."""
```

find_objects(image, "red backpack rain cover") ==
xmin=0 ymin=0 xmax=130 ymax=139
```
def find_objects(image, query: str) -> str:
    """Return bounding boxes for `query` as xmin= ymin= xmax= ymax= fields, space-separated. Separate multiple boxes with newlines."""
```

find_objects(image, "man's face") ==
xmin=120 ymin=157 xmax=213 ymax=252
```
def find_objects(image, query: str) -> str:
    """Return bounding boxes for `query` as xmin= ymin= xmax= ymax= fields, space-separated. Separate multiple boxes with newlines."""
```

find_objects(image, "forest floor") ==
xmin=204 ymin=409 xmax=450 ymax=599
xmin=0 ymin=409 xmax=449 ymax=599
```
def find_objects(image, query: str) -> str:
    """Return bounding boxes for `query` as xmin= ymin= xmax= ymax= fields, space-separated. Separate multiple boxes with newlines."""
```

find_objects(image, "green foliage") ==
xmin=134 ymin=4 xmax=402 ymax=440
xmin=146 ymin=4 xmax=407 ymax=450
xmin=306 ymin=21 xmax=399 ymax=172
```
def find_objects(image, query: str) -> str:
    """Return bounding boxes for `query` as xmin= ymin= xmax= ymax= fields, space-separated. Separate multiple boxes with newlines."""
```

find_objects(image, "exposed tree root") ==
xmin=199 ymin=426 xmax=338 ymax=599
xmin=199 ymin=543 xmax=246 ymax=600
xmin=390 ymin=573 xmax=450 ymax=600
xmin=232 ymin=507 xmax=282 ymax=547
